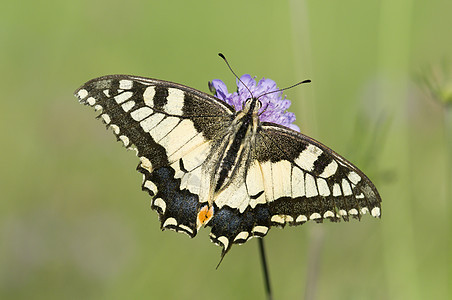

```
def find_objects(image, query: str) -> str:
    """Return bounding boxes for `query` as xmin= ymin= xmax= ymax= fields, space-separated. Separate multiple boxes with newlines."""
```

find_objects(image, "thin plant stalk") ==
xmin=444 ymin=107 xmax=452 ymax=211
xmin=444 ymin=106 xmax=452 ymax=293
xmin=258 ymin=238 xmax=273 ymax=300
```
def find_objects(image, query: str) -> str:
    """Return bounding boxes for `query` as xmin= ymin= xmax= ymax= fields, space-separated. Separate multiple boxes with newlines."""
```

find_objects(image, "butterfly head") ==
xmin=243 ymin=97 xmax=262 ymax=116
xmin=210 ymin=74 xmax=305 ymax=131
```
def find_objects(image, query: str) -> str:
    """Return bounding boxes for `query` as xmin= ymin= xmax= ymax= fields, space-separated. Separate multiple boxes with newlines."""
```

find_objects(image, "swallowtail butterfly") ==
xmin=75 ymin=74 xmax=381 ymax=257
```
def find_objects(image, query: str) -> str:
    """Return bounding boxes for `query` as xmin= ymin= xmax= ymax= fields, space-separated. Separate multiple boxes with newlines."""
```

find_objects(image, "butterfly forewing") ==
xmin=75 ymin=74 xmax=381 ymax=256
xmin=75 ymin=75 xmax=234 ymax=238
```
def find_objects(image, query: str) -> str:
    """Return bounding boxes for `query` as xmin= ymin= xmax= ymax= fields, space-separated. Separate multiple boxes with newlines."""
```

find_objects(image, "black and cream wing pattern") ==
xmin=75 ymin=74 xmax=381 ymax=256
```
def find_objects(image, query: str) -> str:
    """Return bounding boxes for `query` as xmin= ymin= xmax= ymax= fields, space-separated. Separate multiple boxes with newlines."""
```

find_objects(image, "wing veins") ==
xmin=167 ymin=131 xmax=203 ymax=157
xmin=110 ymin=89 xmax=228 ymax=119
xmin=259 ymin=130 xmax=310 ymax=175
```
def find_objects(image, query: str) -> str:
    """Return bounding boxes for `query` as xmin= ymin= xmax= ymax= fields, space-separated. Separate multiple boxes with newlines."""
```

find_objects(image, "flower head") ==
xmin=209 ymin=74 xmax=300 ymax=131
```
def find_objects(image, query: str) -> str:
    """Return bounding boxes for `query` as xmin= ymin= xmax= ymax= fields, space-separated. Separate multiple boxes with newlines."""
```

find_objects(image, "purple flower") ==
xmin=209 ymin=74 xmax=300 ymax=132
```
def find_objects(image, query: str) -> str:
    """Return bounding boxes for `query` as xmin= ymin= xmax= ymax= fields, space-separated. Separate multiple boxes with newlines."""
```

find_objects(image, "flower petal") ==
xmin=210 ymin=74 xmax=300 ymax=132
xmin=256 ymin=78 xmax=278 ymax=95
xmin=209 ymin=79 xmax=229 ymax=100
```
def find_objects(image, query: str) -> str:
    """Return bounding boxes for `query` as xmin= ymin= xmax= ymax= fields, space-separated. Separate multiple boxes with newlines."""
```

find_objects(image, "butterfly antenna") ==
xmin=257 ymin=79 xmax=311 ymax=100
xmin=218 ymin=53 xmax=254 ymax=99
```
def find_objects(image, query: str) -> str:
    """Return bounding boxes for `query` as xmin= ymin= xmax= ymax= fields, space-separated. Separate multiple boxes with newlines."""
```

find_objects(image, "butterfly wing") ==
xmin=258 ymin=123 xmax=381 ymax=220
xmin=76 ymin=74 xmax=382 ymax=256
xmin=207 ymin=122 xmax=381 ymax=253
xmin=75 ymin=75 xmax=235 ymax=237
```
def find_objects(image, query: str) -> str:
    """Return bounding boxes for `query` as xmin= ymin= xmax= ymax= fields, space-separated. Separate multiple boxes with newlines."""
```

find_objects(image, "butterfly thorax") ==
xmin=202 ymin=98 xmax=261 ymax=207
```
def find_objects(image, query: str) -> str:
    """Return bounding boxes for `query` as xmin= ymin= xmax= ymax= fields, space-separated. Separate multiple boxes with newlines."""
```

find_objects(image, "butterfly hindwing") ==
xmin=75 ymin=75 xmax=234 ymax=237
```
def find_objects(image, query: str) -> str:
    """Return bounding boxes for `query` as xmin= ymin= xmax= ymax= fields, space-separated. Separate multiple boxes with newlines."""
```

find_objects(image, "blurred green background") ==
xmin=1 ymin=0 xmax=451 ymax=299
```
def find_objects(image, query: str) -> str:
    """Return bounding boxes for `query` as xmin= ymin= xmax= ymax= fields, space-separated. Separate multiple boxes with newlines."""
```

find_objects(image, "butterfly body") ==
xmin=75 ymin=75 xmax=381 ymax=256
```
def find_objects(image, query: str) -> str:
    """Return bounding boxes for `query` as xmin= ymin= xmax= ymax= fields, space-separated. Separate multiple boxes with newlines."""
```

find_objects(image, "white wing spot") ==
xmin=339 ymin=209 xmax=347 ymax=216
xmin=94 ymin=104 xmax=103 ymax=111
xmin=356 ymin=193 xmax=365 ymax=199
xmin=234 ymin=231 xmax=249 ymax=242
xmin=144 ymin=180 xmax=157 ymax=194
xmin=332 ymin=183 xmax=342 ymax=197
xmin=347 ymin=171 xmax=361 ymax=185
xmin=119 ymin=79 xmax=133 ymax=90
xmin=153 ymin=198 xmax=166 ymax=213
xmin=87 ymin=97 xmax=96 ymax=106
xmin=119 ymin=135 xmax=130 ymax=146
xmin=131 ymin=107 xmax=153 ymax=121
xmin=271 ymin=215 xmax=285 ymax=224
xmin=319 ymin=160 xmax=338 ymax=178
xmin=361 ymin=207 xmax=369 ymax=215
xmin=159 ymin=119 xmax=200 ymax=158
xmin=172 ymin=140 xmax=210 ymax=172
xmin=341 ymin=179 xmax=353 ymax=196
xmin=291 ymin=167 xmax=305 ymax=197
xmin=77 ymin=89 xmax=88 ymax=99
xmin=103 ymin=89 xmax=110 ymax=97
xmin=110 ymin=124 xmax=120 ymax=134
xmin=140 ymin=156 xmax=153 ymax=172
xmin=309 ymin=213 xmax=321 ymax=220
xmin=296 ymin=215 xmax=308 ymax=222
xmin=317 ymin=178 xmax=330 ymax=196
xmin=252 ymin=226 xmax=268 ymax=235
xmin=305 ymin=173 xmax=318 ymax=197
xmin=246 ymin=162 xmax=266 ymax=208
xmin=167 ymin=132 xmax=207 ymax=164
xmin=143 ymin=86 xmax=156 ymax=106
xmin=260 ymin=161 xmax=274 ymax=202
xmin=114 ymin=91 xmax=133 ymax=104
xmin=101 ymin=114 xmax=111 ymax=124
xmin=349 ymin=208 xmax=359 ymax=215
xmin=162 ymin=217 xmax=177 ymax=228
xmin=215 ymin=181 xmax=248 ymax=213
xmin=295 ymin=144 xmax=323 ymax=172
xmin=149 ymin=117 xmax=180 ymax=142
xmin=371 ymin=207 xmax=381 ymax=217
xmin=164 ymin=88 xmax=185 ymax=115
xmin=140 ymin=114 xmax=165 ymax=132
xmin=323 ymin=211 xmax=335 ymax=218
xmin=272 ymin=160 xmax=292 ymax=200
xmin=286 ymin=215 xmax=294 ymax=222
xmin=179 ymin=167 xmax=202 ymax=195
xmin=218 ymin=236 xmax=229 ymax=249
xmin=121 ymin=100 xmax=135 ymax=112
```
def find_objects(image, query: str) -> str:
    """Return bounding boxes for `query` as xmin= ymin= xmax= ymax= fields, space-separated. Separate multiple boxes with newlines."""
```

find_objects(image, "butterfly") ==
xmin=75 ymin=74 xmax=381 ymax=258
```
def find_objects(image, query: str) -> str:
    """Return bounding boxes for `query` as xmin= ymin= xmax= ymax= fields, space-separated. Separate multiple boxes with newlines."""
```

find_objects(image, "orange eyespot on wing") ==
xmin=197 ymin=205 xmax=214 ymax=229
